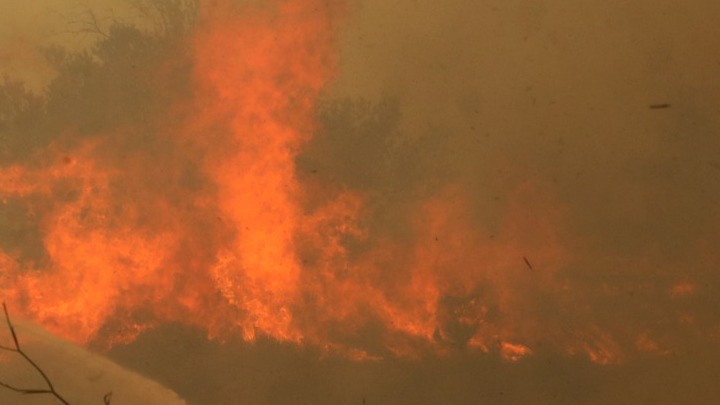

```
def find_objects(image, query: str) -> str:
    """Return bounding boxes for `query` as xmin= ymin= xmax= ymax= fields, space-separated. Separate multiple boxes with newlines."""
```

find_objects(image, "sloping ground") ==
xmin=109 ymin=324 xmax=720 ymax=405
xmin=0 ymin=318 xmax=187 ymax=405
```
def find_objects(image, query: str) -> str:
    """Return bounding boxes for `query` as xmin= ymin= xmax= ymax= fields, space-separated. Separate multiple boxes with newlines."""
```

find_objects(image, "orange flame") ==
xmin=0 ymin=0 xmax=701 ymax=364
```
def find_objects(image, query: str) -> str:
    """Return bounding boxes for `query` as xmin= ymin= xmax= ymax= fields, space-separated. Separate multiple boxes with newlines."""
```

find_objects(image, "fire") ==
xmin=0 ymin=0 xmax=358 ymax=350
xmin=0 ymin=0 xmax=703 ymax=364
xmin=500 ymin=342 xmax=531 ymax=362
xmin=670 ymin=282 xmax=695 ymax=298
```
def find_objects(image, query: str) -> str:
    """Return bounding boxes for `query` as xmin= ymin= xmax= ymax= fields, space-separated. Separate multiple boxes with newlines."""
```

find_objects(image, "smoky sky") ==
xmin=326 ymin=0 xmax=720 ymax=348
xmin=1 ymin=0 xmax=720 ymax=404
xmin=332 ymin=0 xmax=720 ymax=256
xmin=311 ymin=0 xmax=720 ymax=354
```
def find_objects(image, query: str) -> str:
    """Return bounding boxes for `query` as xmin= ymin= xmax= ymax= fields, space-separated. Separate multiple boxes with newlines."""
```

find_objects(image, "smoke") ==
xmin=332 ymin=0 xmax=720 ymax=254
xmin=1 ymin=0 xmax=720 ymax=403
xmin=326 ymin=0 xmax=720 ymax=355
xmin=105 ymin=322 xmax=720 ymax=405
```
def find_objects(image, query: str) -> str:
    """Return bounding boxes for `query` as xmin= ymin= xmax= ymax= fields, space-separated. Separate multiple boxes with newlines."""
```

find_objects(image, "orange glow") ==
xmin=635 ymin=333 xmax=670 ymax=355
xmin=0 ymin=0 xmax=700 ymax=365
xmin=500 ymin=342 xmax=531 ymax=362
xmin=671 ymin=282 xmax=696 ymax=298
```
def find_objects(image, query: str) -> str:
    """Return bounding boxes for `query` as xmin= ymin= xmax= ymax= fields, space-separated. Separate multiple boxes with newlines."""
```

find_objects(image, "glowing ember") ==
xmin=500 ymin=342 xmax=531 ymax=362
xmin=671 ymin=282 xmax=696 ymax=298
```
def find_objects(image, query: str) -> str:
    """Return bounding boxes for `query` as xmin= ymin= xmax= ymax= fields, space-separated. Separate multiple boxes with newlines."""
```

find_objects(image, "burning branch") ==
xmin=0 ymin=302 xmax=112 ymax=404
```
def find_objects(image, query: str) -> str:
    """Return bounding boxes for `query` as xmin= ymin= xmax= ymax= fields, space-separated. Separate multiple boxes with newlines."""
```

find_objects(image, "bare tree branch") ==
xmin=0 ymin=302 xmax=72 ymax=404
xmin=0 ymin=302 xmax=113 ymax=404
xmin=70 ymin=8 xmax=111 ymax=39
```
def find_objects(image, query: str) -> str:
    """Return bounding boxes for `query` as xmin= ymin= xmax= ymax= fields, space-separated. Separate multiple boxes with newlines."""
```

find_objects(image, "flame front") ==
xmin=0 ymin=0 xmax=707 ymax=364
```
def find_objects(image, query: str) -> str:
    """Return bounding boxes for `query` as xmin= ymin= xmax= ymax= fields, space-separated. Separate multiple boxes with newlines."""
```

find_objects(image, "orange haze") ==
xmin=0 ymin=0 xmax=715 ymax=366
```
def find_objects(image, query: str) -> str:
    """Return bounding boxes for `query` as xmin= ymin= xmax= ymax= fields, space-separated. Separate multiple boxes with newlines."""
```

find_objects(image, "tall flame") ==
xmin=189 ymin=0 xmax=347 ymax=342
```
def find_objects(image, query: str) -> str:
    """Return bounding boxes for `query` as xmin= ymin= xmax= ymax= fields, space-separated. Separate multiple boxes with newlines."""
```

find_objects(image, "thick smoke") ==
xmin=327 ymin=0 xmax=720 ymax=355
xmin=1 ymin=0 xmax=720 ymax=404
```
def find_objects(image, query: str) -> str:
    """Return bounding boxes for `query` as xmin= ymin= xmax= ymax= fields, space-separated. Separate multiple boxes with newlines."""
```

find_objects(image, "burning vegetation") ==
xmin=0 ymin=0 xmax=717 ymax=375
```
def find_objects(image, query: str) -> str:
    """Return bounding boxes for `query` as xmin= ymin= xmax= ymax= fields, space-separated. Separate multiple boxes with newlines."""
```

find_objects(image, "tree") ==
xmin=0 ymin=0 xmax=199 ymax=164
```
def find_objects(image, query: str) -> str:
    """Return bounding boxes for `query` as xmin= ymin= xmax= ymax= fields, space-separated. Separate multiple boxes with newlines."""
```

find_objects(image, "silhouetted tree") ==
xmin=0 ymin=0 xmax=199 ymax=164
